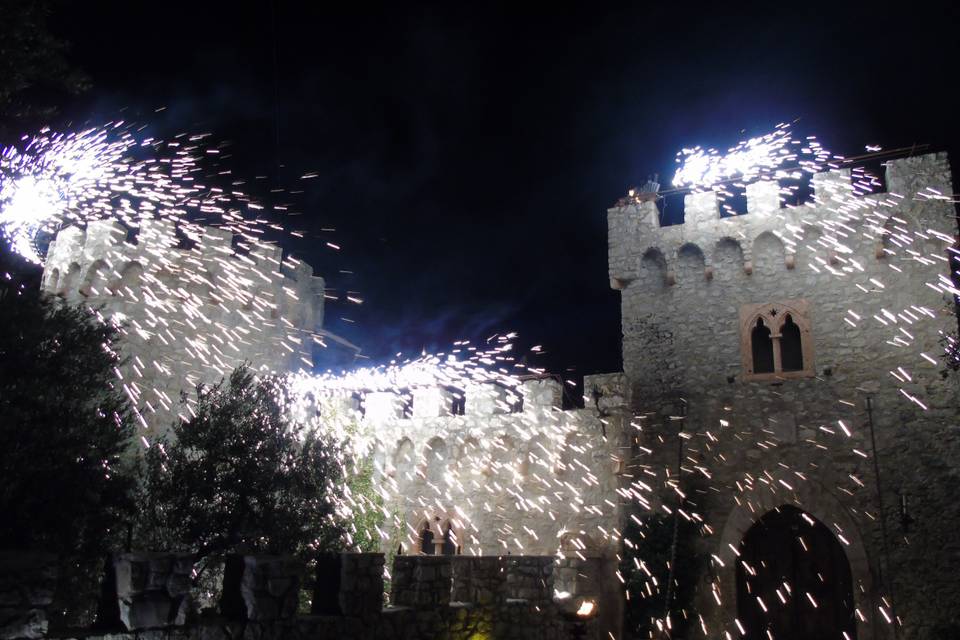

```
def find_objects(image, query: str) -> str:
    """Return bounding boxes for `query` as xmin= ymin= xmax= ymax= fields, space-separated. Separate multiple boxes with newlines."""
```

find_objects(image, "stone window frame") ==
xmin=739 ymin=299 xmax=814 ymax=381
xmin=416 ymin=516 xmax=457 ymax=556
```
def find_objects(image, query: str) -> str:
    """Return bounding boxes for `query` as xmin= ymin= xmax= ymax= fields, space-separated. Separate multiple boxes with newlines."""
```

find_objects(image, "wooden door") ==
xmin=736 ymin=505 xmax=856 ymax=640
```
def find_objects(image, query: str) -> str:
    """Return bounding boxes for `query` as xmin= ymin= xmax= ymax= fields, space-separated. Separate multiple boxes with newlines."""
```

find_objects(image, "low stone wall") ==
xmin=0 ymin=552 xmax=606 ymax=640
xmin=0 ymin=552 xmax=57 ymax=640
xmin=99 ymin=552 xmax=194 ymax=631
xmin=221 ymin=555 xmax=303 ymax=622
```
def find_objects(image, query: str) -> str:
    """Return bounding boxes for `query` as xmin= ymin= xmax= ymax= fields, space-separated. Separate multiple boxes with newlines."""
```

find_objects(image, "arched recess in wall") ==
xmin=714 ymin=237 xmax=745 ymax=281
xmin=753 ymin=231 xmax=785 ymax=276
xmin=60 ymin=263 xmax=82 ymax=296
xmin=422 ymin=436 xmax=448 ymax=486
xmin=46 ymin=268 xmax=61 ymax=293
xmin=111 ymin=262 xmax=144 ymax=299
xmin=638 ymin=247 xmax=667 ymax=291
xmin=797 ymin=225 xmax=824 ymax=268
xmin=487 ymin=434 xmax=517 ymax=484
xmin=455 ymin=436 xmax=482 ymax=487
xmin=736 ymin=505 xmax=855 ymax=640
xmin=751 ymin=318 xmax=775 ymax=374
xmin=371 ymin=439 xmax=388 ymax=483
xmin=521 ymin=434 xmax=552 ymax=477
xmin=81 ymin=260 xmax=112 ymax=297
xmin=393 ymin=438 xmax=415 ymax=482
xmin=676 ymin=242 xmax=706 ymax=287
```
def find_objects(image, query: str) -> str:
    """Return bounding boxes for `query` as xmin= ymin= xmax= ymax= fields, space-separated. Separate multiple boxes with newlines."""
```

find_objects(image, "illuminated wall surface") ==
xmin=42 ymin=218 xmax=324 ymax=439
xmin=39 ymin=151 xmax=960 ymax=639
xmin=609 ymin=152 xmax=960 ymax=639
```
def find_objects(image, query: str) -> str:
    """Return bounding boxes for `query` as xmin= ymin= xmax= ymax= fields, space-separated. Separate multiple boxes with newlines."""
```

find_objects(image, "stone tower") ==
xmin=41 ymin=219 xmax=325 ymax=438
xmin=607 ymin=153 xmax=959 ymax=639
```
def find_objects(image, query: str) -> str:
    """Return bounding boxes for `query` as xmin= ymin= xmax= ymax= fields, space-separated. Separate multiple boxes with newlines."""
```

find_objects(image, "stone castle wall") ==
xmin=356 ymin=375 xmax=628 ymax=560
xmin=41 ymin=219 xmax=325 ymax=437
xmin=0 ymin=552 xmax=606 ymax=640
xmin=350 ymin=374 xmax=632 ymax=639
xmin=607 ymin=152 xmax=960 ymax=639
xmin=38 ymin=218 xmax=632 ymax=636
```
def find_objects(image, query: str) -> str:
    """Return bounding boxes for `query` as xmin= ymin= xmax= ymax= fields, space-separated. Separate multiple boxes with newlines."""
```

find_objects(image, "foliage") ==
xmin=299 ymin=405 xmax=386 ymax=611
xmin=342 ymin=454 xmax=386 ymax=552
xmin=0 ymin=290 xmax=138 ymax=629
xmin=0 ymin=289 xmax=137 ymax=554
xmin=0 ymin=0 xmax=90 ymax=140
xmin=620 ymin=503 xmax=706 ymax=639
xmin=137 ymin=365 xmax=347 ymax=564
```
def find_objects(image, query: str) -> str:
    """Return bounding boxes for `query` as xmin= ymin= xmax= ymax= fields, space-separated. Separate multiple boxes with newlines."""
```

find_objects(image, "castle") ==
xmin=607 ymin=152 xmax=959 ymax=639
xmin=41 ymin=218 xmax=325 ymax=436
xmin=40 ymin=151 xmax=960 ymax=639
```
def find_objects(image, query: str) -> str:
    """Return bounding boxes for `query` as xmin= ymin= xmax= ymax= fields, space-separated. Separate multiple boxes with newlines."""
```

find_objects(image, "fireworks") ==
xmin=672 ymin=123 xmax=833 ymax=193
xmin=3 ymin=118 xmax=957 ymax=637
xmin=0 ymin=123 xmax=294 ymax=265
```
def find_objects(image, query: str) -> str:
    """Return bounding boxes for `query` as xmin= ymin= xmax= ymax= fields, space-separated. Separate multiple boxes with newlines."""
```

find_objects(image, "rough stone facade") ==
xmin=359 ymin=377 xmax=625 ymax=558
xmin=356 ymin=375 xmax=630 ymax=638
xmin=41 ymin=220 xmax=324 ymax=437
xmin=102 ymin=553 xmax=194 ymax=630
xmin=35 ymin=147 xmax=958 ymax=639
xmin=38 ymin=219 xmax=633 ymax=637
xmin=607 ymin=152 xmax=960 ymax=639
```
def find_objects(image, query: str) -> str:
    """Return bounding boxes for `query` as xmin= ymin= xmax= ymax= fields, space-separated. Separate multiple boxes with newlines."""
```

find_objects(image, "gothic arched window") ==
xmin=751 ymin=318 xmax=775 ymax=373
xmin=441 ymin=523 xmax=457 ymax=556
xmin=419 ymin=523 xmax=435 ymax=555
xmin=740 ymin=300 xmax=814 ymax=380
xmin=780 ymin=314 xmax=804 ymax=372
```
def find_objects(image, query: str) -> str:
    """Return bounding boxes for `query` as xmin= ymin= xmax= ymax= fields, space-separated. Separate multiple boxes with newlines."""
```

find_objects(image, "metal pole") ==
xmin=866 ymin=395 xmax=899 ymax=638
xmin=662 ymin=402 xmax=685 ymax=637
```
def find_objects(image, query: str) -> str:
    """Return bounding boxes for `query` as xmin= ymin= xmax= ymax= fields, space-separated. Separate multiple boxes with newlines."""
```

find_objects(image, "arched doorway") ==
xmin=736 ymin=505 xmax=856 ymax=640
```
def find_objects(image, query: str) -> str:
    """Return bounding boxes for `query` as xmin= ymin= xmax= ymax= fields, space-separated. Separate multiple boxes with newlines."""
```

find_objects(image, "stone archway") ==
xmin=736 ymin=505 xmax=855 ymax=640
xmin=714 ymin=478 xmax=884 ymax=640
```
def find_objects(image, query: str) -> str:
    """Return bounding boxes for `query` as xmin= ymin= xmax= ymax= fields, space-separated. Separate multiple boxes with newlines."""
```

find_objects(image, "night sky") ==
xmin=34 ymin=3 xmax=960 ymax=382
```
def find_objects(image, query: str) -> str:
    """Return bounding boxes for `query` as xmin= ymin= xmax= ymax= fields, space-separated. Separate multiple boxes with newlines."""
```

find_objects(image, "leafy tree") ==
xmin=0 ymin=289 xmax=138 ymax=628
xmin=340 ymin=454 xmax=386 ymax=552
xmin=0 ymin=0 xmax=90 ymax=141
xmin=137 ymin=365 xmax=347 ymax=570
xmin=0 ymin=289 xmax=137 ymax=554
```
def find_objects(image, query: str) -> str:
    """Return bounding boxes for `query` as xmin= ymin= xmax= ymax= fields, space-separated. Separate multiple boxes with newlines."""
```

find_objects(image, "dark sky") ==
xmin=41 ymin=2 xmax=960 ymax=380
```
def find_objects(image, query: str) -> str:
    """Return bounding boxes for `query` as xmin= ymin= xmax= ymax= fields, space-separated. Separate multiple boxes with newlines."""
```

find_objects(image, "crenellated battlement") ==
xmin=607 ymin=152 xmax=954 ymax=291
xmin=318 ymin=373 xmax=631 ymax=560
xmin=39 ymin=220 xmax=326 ymax=436
xmin=42 ymin=220 xmax=324 ymax=325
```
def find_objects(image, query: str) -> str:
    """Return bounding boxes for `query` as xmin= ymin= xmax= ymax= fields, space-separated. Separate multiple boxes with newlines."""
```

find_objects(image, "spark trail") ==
xmin=3 ymin=120 xmax=956 ymax=638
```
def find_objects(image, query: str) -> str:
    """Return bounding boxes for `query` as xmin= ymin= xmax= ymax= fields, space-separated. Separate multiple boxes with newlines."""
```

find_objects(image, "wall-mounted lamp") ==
xmin=576 ymin=600 xmax=596 ymax=617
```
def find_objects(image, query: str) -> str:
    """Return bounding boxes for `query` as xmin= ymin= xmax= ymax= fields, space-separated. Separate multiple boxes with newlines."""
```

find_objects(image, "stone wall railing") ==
xmin=0 ymin=552 xmax=606 ymax=640
xmin=338 ymin=373 xmax=630 ymax=422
